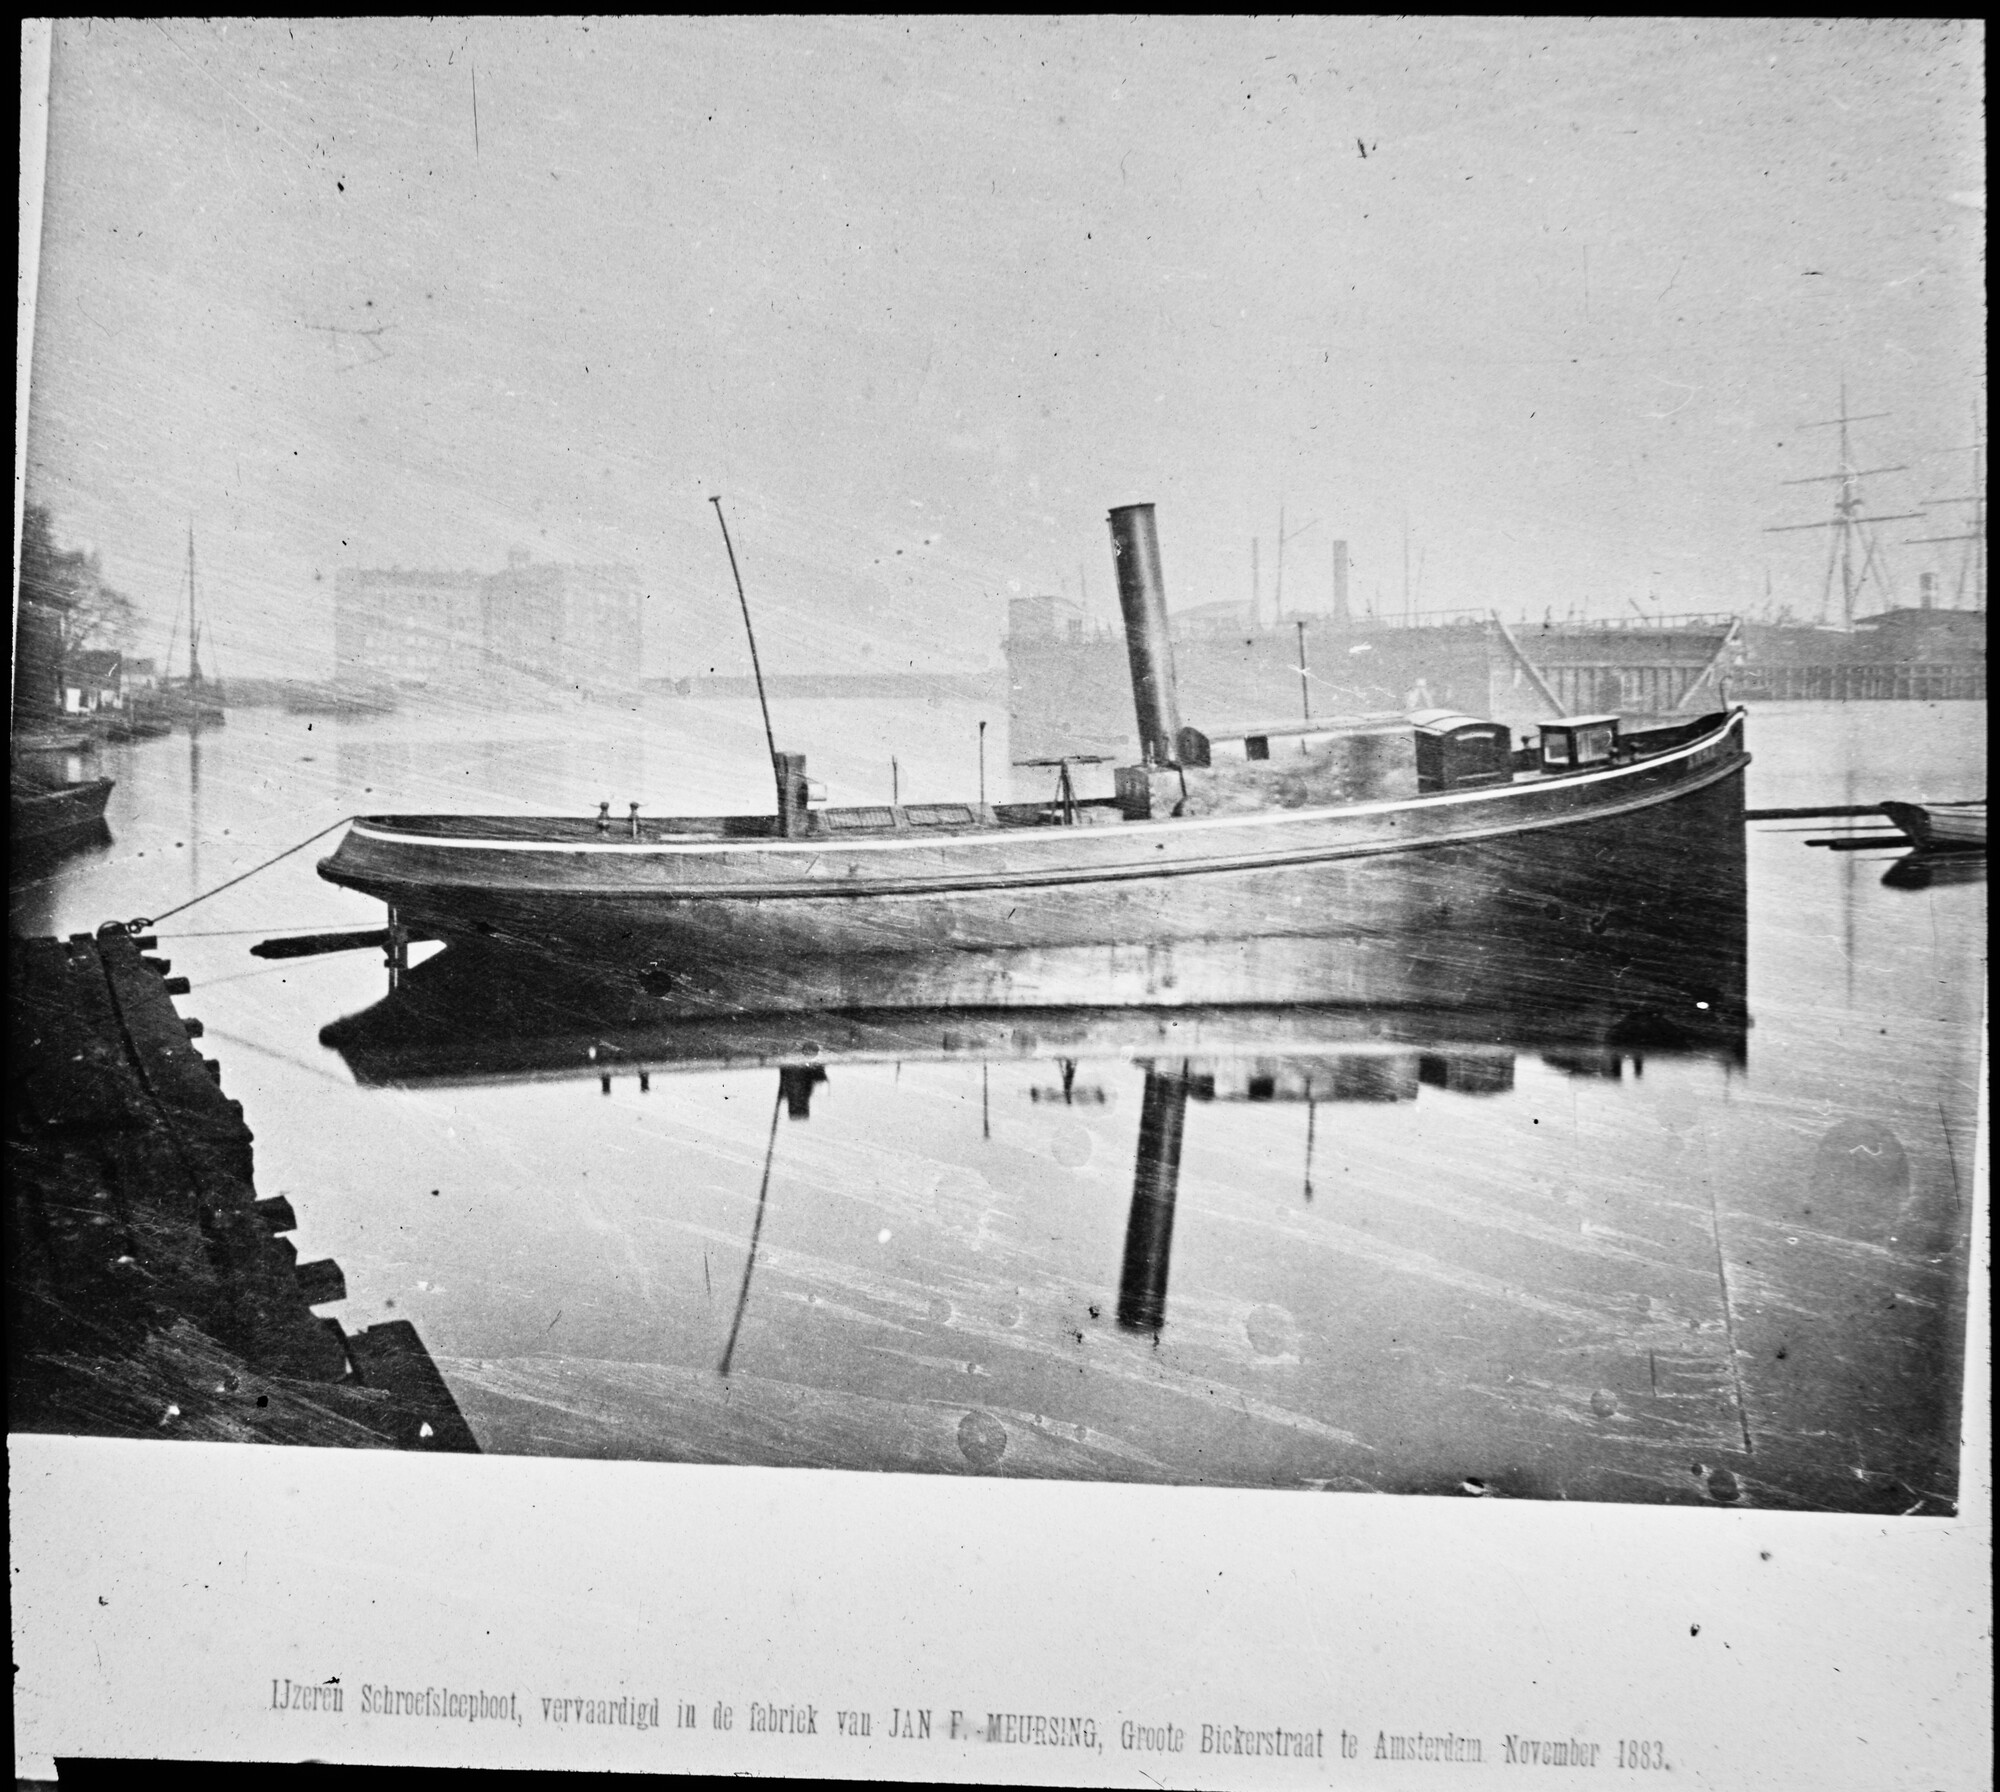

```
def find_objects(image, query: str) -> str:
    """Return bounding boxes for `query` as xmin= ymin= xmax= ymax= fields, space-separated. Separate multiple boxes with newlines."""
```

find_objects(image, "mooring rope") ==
xmin=113 ymin=816 xmax=355 ymax=933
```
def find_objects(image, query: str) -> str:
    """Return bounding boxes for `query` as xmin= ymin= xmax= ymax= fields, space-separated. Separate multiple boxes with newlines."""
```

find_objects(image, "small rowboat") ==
xmin=1878 ymin=800 xmax=1986 ymax=854
xmin=11 ymin=773 xmax=114 ymax=848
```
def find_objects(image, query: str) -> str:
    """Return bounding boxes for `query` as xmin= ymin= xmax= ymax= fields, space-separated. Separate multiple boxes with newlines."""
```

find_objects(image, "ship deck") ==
xmin=347 ymin=712 xmax=1734 ymax=848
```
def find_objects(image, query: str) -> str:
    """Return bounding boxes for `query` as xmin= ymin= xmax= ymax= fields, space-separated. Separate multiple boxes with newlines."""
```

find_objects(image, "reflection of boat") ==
xmin=324 ymin=975 xmax=1748 ymax=1091
xmin=1880 ymin=850 xmax=1987 ymax=892
xmin=318 ymin=504 xmax=1749 ymax=1002
xmin=320 ymin=827 xmax=1748 ymax=1086
xmin=11 ymin=727 xmax=91 ymax=753
xmin=1879 ymin=800 xmax=1986 ymax=853
xmin=323 ymin=869 xmax=1747 ymax=1354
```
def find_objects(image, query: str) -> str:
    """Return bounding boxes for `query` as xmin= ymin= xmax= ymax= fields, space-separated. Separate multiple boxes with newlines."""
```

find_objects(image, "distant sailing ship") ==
xmin=142 ymin=525 xmax=227 ymax=728
xmin=1004 ymin=523 xmax=1743 ymax=763
xmin=1737 ymin=391 xmax=1986 ymax=699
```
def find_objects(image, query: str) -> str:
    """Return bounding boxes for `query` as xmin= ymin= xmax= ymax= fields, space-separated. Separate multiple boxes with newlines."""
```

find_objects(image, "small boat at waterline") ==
xmin=11 ymin=772 xmax=114 ymax=850
xmin=1879 ymin=800 xmax=1986 ymax=853
xmin=317 ymin=504 xmax=1751 ymax=1009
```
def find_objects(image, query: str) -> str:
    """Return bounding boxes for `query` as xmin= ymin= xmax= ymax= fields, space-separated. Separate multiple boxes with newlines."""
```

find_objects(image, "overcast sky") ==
xmin=20 ymin=17 xmax=1985 ymax=679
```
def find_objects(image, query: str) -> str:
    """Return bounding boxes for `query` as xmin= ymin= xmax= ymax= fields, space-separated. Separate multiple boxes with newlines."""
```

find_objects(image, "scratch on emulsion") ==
xmin=1703 ymin=1177 xmax=1755 ymax=1456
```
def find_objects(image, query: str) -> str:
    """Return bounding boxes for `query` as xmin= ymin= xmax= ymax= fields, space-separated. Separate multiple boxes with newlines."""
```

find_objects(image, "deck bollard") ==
xmin=629 ymin=802 xmax=641 ymax=839
xmin=597 ymin=801 xmax=611 ymax=834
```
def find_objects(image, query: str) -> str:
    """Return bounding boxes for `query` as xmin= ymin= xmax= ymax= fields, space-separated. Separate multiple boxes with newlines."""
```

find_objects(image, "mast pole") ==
xmin=708 ymin=495 xmax=783 ymax=813
xmin=1766 ymin=387 xmax=1920 ymax=627
xmin=187 ymin=524 xmax=201 ymax=687
xmin=1838 ymin=381 xmax=1856 ymax=629
xmin=1402 ymin=516 xmax=1412 ymax=625
xmin=1274 ymin=503 xmax=1285 ymax=620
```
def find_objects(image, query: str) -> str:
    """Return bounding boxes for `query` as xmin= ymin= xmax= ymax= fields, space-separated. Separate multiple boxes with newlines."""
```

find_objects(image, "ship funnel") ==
xmin=1106 ymin=502 xmax=1185 ymax=765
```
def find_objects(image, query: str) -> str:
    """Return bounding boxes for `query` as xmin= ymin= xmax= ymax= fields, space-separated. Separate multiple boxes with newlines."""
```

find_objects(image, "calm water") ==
xmin=10 ymin=698 xmax=1985 ymax=1509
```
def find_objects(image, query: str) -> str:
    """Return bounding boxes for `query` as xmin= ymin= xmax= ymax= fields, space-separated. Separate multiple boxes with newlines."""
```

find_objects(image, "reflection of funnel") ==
xmin=1117 ymin=1066 xmax=1191 ymax=1332
xmin=778 ymin=1064 xmax=826 ymax=1118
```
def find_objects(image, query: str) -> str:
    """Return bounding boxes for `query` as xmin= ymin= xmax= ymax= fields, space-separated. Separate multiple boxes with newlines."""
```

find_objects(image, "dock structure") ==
xmin=7 ymin=926 xmax=476 ymax=1451
xmin=1003 ymin=613 xmax=1744 ymax=762
xmin=1729 ymin=661 xmax=1985 ymax=702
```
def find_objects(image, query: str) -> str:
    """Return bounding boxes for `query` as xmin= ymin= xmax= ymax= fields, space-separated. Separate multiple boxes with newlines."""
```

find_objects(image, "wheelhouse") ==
xmin=1538 ymin=714 xmax=1620 ymax=774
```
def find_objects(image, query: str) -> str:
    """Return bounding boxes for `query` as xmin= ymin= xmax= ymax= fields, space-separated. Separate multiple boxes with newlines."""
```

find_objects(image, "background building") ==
xmin=334 ymin=552 xmax=644 ymax=700
xmin=481 ymin=551 xmax=644 ymax=700
xmin=1005 ymin=593 xmax=1084 ymax=642
xmin=333 ymin=566 xmax=485 ymax=688
xmin=62 ymin=649 xmax=126 ymax=715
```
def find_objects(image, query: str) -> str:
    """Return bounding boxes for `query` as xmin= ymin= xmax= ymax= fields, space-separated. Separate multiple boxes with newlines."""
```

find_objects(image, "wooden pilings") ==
xmin=1730 ymin=662 xmax=1986 ymax=702
xmin=7 ymin=928 xmax=477 ymax=1451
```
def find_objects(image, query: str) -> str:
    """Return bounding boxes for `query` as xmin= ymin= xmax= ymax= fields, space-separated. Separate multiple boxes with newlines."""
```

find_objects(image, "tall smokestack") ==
xmin=1107 ymin=502 xmax=1184 ymax=765
xmin=1331 ymin=539 xmax=1350 ymax=624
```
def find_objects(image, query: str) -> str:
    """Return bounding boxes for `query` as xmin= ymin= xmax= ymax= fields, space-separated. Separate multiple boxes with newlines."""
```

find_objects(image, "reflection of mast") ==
xmin=720 ymin=1086 xmax=784 ymax=1376
xmin=1765 ymin=383 xmax=1923 ymax=628
xmin=187 ymin=718 xmax=204 ymax=891
xmin=1302 ymin=1096 xmax=1317 ymax=1202
xmin=1116 ymin=1065 xmax=1190 ymax=1333
xmin=186 ymin=525 xmax=203 ymax=687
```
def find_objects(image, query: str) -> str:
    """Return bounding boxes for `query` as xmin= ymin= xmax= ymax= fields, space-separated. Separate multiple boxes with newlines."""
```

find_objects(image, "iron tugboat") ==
xmin=317 ymin=504 xmax=1751 ymax=1010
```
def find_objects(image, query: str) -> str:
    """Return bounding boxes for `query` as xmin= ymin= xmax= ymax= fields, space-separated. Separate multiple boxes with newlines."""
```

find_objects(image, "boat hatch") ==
xmin=1410 ymin=712 xmax=1513 ymax=792
xmin=821 ymin=806 xmax=899 ymax=832
xmin=1539 ymin=714 xmax=1620 ymax=772
xmin=816 ymin=803 xmax=989 ymax=834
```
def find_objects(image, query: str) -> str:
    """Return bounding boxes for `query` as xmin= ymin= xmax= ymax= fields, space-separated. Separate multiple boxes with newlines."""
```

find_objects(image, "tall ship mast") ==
xmin=144 ymin=521 xmax=227 ymax=728
xmin=1906 ymin=435 xmax=1987 ymax=612
xmin=186 ymin=524 xmax=204 ymax=688
xmin=1764 ymin=383 xmax=1925 ymax=629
